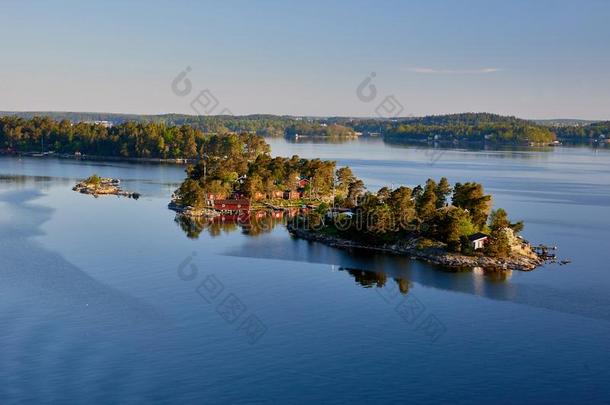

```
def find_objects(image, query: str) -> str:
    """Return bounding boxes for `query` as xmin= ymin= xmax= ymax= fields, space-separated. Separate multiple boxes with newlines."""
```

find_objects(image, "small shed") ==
xmin=468 ymin=232 xmax=489 ymax=250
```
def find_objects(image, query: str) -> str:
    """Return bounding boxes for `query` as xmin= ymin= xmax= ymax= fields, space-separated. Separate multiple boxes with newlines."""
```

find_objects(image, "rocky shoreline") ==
xmin=167 ymin=201 xmax=219 ymax=217
xmin=287 ymin=226 xmax=544 ymax=271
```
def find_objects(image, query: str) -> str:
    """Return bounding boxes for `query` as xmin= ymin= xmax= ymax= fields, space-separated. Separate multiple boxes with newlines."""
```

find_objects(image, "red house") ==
xmin=297 ymin=178 xmax=310 ymax=189
xmin=213 ymin=199 xmax=250 ymax=211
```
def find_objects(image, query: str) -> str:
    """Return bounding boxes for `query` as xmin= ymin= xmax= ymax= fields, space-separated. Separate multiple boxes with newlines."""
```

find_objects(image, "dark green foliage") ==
xmin=346 ymin=179 xmax=366 ymax=208
xmin=425 ymin=207 xmax=475 ymax=252
xmin=176 ymin=179 xmax=206 ymax=208
xmin=485 ymin=229 xmax=512 ymax=258
xmin=85 ymin=174 xmax=101 ymax=185
xmin=0 ymin=116 xmax=206 ymax=159
xmin=388 ymin=186 xmax=416 ymax=230
xmin=489 ymin=208 xmax=525 ymax=234
xmin=460 ymin=235 xmax=474 ymax=255
xmin=554 ymin=121 xmax=610 ymax=141
xmin=285 ymin=123 xmax=355 ymax=138
xmin=336 ymin=166 xmax=355 ymax=199
xmin=416 ymin=179 xmax=438 ymax=220
xmin=435 ymin=177 xmax=452 ymax=208
xmin=452 ymin=182 xmax=492 ymax=230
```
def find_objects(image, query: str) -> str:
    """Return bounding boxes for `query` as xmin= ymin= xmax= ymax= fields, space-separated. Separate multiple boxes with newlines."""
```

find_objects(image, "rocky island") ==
xmin=283 ymin=177 xmax=548 ymax=271
xmin=73 ymin=174 xmax=140 ymax=199
xmin=287 ymin=225 xmax=543 ymax=271
xmin=168 ymin=133 xmax=551 ymax=272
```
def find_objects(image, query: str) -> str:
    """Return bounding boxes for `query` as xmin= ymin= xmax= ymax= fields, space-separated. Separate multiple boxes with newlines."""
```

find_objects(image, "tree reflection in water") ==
xmin=174 ymin=210 xmax=289 ymax=239
xmin=339 ymin=267 xmax=411 ymax=295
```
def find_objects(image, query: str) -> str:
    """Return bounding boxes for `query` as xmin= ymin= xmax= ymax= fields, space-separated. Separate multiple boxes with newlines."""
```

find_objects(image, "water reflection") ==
xmin=282 ymin=136 xmax=358 ymax=144
xmin=339 ymin=266 xmax=411 ymax=294
xmin=0 ymin=174 xmax=62 ymax=193
xmin=381 ymin=138 xmax=556 ymax=154
xmin=174 ymin=210 xmax=288 ymax=239
xmin=223 ymin=233 xmax=610 ymax=323
xmin=177 ymin=210 xmax=516 ymax=294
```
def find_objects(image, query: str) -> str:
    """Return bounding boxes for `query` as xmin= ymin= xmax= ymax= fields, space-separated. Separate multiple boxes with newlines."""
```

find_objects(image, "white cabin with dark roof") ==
xmin=468 ymin=232 xmax=489 ymax=250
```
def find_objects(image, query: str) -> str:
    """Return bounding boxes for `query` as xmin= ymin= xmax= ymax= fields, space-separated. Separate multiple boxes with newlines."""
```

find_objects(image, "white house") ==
xmin=468 ymin=233 xmax=489 ymax=250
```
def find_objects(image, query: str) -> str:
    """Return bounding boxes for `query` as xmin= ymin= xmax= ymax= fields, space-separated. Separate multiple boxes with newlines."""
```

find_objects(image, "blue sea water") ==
xmin=1 ymin=139 xmax=609 ymax=404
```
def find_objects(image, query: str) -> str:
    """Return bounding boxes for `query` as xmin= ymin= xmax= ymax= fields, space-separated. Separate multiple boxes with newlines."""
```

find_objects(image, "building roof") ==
xmin=468 ymin=232 xmax=489 ymax=241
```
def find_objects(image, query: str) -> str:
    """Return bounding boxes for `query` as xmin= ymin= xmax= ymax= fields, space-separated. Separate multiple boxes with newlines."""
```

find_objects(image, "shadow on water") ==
xmin=183 ymin=213 xmax=610 ymax=324
xmin=0 ymin=186 xmax=179 ymax=402
xmin=0 ymin=186 xmax=165 ymax=324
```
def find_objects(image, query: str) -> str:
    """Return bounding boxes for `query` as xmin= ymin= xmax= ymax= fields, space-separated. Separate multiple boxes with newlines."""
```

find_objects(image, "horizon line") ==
xmin=0 ymin=110 xmax=607 ymax=122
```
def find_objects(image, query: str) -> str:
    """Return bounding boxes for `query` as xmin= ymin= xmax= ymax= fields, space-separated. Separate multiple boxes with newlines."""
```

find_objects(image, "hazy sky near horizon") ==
xmin=1 ymin=0 xmax=609 ymax=119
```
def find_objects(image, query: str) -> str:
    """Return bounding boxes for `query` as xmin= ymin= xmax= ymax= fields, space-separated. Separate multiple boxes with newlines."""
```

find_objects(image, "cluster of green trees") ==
xmin=383 ymin=113 xmax=556 ymax=144
xmin=84 ymin=174 xmax=102 ymax=185
xmin=284 ymin=122 xmax=355 ymax=138
xmin=0 ymin=116 xmax=210 ymax=158
xmin=174 ymin=136 xmax=344 ymax=208
xmin=243 ymin=155 xmax=336 ymax=199
xmin=0 ymin=112 xmax=297 ymax=136
xmin=306 ymin=175 xmax=524 ymax=257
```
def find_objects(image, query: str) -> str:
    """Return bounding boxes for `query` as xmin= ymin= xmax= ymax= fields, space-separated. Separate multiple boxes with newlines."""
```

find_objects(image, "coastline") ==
xmin=1 ymin=150 xmax=196 ymax=165
xmin=287 ymin=225 xmax=544 ymax=271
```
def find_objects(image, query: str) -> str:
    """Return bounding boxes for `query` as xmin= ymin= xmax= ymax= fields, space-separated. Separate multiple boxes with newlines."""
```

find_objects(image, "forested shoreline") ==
xmin=3 ymin=113 xmax=606 ymax=154
xmin=0 ymin=116 xmax=209 ymax=159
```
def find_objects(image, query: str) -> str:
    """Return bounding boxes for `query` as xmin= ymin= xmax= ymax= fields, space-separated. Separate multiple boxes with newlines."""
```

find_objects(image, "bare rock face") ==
xmin=501 ymin=227 xmax=539 ymax=260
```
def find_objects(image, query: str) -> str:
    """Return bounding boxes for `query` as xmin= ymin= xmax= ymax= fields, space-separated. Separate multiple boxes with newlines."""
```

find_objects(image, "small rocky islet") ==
xmin=73 ymin=174 xmax=140 ymax=199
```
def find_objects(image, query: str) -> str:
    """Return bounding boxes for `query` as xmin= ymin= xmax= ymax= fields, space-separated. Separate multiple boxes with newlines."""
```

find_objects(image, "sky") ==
xmin=1 ymin=0 xmax=609 ymax=119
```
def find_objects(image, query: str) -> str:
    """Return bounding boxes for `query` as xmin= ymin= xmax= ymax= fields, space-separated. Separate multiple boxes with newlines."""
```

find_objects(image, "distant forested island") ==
xmin=552 ymin=121 xmax=610 ymax=143
xmin=1 ymin=113 xmax=608 ymax=160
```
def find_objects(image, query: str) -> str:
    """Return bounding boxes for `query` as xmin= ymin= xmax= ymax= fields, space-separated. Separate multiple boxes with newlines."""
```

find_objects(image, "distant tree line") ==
xmin=553 ymin=121 xmax=610 ymax=141
xmin=1 ymin=112 xmax=570 ymax=144
xmin=0 ymin=116 xmax=215 ymax=158
xmin=284 ymin=122 xmax=355 ymax=137
xmin=381 ymin=113 xmax=556 ymax=144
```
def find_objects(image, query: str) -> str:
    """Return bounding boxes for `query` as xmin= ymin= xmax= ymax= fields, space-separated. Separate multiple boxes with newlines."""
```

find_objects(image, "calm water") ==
xmin=1 ymin=139 xmax=610 ymax=404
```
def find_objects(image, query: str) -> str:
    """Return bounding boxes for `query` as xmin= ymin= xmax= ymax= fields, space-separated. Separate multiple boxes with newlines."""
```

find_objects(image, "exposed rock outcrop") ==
xmin=73 ymin=177 xmax=140 ymax=199
xmin=287 ymin=226 xmax=544 ymax=271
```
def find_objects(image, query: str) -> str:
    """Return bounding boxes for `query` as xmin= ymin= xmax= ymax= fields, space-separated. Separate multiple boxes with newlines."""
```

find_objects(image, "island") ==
xmin=73 ymin=174 xmax=140 ymax=199
xmin=168 ymin=134 xmax=547 ymax=271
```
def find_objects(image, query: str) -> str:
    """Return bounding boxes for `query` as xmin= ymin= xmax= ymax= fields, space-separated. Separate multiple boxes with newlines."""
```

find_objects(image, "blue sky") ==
xmin=1 ymin=0 xmax=609 ymax=118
